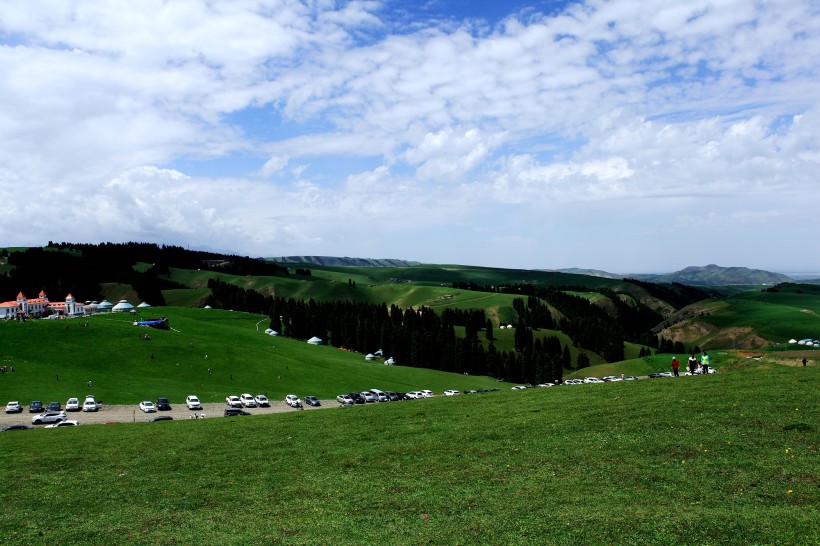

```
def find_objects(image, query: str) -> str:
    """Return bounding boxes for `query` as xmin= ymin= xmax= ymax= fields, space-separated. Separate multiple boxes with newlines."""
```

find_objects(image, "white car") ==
xmin=336 ymin=394 xmax=353 ymax=404
xmin=537 ymin=383 xmax=554 ymax=388
xmin=225 ymin=395 xmax=242 ymax=408
xmin=444 ymin=390 xmax=460 ymax=396
xmin=45 ymin=420 xmax=80 ymax=428
xmin=583 ymin=377 xmax=605 ymax=384
xmin=139 ymin=401 xmax=156 ymax=413
xmin=254 ymin=395 xmax=270 ymax=407
xmin=511 ymin=385 xmax=527 ymax=390
xmin=31 ymin=411 xmax=67 ymax=425
xmin=420 ymin=390 xmax=434 ymax=398
xmin=5 ymin=401 xmax=22 ymax=414
xmin=285 ymin=394 xmax=301 ymax=407
xmin=240 ymin=393 xmax=256 ymax=408
xmin=82 ymin=398 xmax=100 ymax=412
xmin=602 ymin=376 xmax=623 ymax=382
xmin=406 ymin=391 xmax=423 ymax=399
xmin=66 ymin=397 xmax=81 ymax=411
xmin=185 ymin=395 xmax=202 ymax=410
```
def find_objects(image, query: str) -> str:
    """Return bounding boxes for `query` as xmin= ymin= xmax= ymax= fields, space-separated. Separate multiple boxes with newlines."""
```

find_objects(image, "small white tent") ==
xmin=307 ymin=336 xmax=323 ymax=345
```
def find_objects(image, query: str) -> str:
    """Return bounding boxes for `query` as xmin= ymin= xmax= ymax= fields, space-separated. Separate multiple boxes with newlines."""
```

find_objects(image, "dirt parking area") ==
xmin=1 ymin=399 xmax=334 ymax=427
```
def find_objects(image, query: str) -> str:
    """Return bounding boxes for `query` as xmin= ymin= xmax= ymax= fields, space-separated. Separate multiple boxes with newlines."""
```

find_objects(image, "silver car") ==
xmin=31 ymin=411 xmax=67 ymax=425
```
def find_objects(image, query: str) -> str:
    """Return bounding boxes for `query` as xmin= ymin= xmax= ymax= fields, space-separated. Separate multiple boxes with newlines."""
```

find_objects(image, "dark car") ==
xmin=157 ymin=397 xmax=172 ymax=411
xmin=1 ymin=424 xmax=33 ymax=432
xmin=224 ymin=408 xmax=251 ymax=417
xmin=348 ymin=392 xmax=366 ymax=405
xmin=47 ymin=401 xmax=62 ymax=412
xmin=386 ymin=391 xmax=400 ymax=401
xmin=304 ymin=396 xmax=321 ymax=407
xmin=148 ymin=415 xmax=173 ymax=422
xmin=29 ymin=401 xmax=44 ymax=413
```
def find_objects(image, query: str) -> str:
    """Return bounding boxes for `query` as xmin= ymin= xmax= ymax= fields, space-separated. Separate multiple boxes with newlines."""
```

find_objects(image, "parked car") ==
xmin=361 ymin=392 xmax=377 ymax=403
xmin=254 ymin=395 xmax=270 ymax=407
xmin=583 ymin=377 xmax=605 ymax=384
xmin=139 ymin=401 xmax=157 ymax=413
xmin=45 ymin=420 xmax=80 ymax=428
xmin=511 ymin=385 xmax=527 ymax=390
xmin=5 ymin=401 xmax=22 ymax=414
xmin=47 ymin=401 xmax=62 ymax=412
xmin=348 ymin=392 xmax=366 ymax=404
xmin=444 ymin=389 xmax=460 ymax=396
xmin=224 ymin=408 xmax=251 ymax=417
xmin=420 ymin=390 xmax=434 ymax=398
xmin=285 ymin=394 xmax=301 ymax=407
xmin=304 ymin=396 xmax=321 ymax=407
xmin=240 ymin=394 xmax=256 ymax=408
xmin=31 ymin=411 xmax=67 ymax=425
xmin=336 ymin=394 xmax=353 ymax=405
xmin=225 ymin=395 xmax=242 ymax=408
xmin=29 ymin=400 xmax=44 ymax=413
xmin=185 ymin=395 xmax=203 ymax=410
xmin=1 ymin=424 xmax=33 ymax=432
xmin=623 ymin=375 xmax=638 ymax=381
xmin=156 ymin=397 xmax=172 ymax=411
xmin=537 ymin=383 xmax=554 ymax=388
xmin=602 ymin=376 xmax=623 ymax=382
xmin=649 ymin=372 xmax=674 ymax=378
xmin=66 ymin=398 xmax=80 ymax=411
xmin=82 ymin=399 xmax=100 ymax=412
xmin=405 ymin=391 xmax=422 ymax=399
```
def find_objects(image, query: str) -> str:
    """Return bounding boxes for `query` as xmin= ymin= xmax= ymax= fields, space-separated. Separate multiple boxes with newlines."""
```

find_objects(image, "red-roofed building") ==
xmin=0 ymin=292 xmax=85 ymax=319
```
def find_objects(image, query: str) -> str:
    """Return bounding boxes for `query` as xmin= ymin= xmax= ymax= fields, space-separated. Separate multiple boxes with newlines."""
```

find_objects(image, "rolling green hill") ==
xmin=657 ymin=283 xmax=820 ymax=350
xmin=0 ymin=307 xmax=509 ymax=405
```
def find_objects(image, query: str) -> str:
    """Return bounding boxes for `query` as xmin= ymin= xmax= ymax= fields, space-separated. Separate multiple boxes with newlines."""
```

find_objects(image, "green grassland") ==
xmin=0 ymin=365 xmax=816 ymax=544
xmin=665 ymin=285 xmax=820 ymax=349
xmin=0 ymin=307 xmax=508 ymax=405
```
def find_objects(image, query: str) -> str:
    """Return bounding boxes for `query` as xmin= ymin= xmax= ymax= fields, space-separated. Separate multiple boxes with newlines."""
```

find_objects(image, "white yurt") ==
xmin=137 ymin=302 xmax=152 ymax=308
xmin=112 ymin=300 xmax=135 ymax=313
xmin=365 ymin=353 xmax=376 ymax=360
xmin=307 ymin=336 xmax=323 ymax=345
xmin=97 ymin=300 xmax=113 ymax=312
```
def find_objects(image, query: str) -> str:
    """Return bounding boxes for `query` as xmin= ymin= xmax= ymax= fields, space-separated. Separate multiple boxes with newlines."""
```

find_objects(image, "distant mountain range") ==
xmin=556 ymin=264 xmax=792 ymax=286
xmin=271 ymin=258 xmax=792 ymax=286
xmin=268 ymin=256 xmax=420 ymax=267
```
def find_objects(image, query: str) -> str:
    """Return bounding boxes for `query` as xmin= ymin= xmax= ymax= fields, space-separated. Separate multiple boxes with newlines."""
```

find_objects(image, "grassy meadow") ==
xmin=0 ymin=307 xmax=507 ymax=406
xmin=0 ymin=365 xmax=816 ymax=544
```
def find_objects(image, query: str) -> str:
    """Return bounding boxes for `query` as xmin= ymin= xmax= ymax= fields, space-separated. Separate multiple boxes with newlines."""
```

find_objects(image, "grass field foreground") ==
xmin=0 ymin=366 xmax=817 ymax=544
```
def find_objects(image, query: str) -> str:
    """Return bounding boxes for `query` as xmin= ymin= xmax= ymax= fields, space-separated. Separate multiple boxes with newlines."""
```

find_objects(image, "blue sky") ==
xmin=1 ymin=0 xmax=819 ymax=273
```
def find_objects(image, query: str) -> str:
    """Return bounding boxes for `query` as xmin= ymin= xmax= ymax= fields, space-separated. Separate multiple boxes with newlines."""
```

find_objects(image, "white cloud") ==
xmin=1 ymin=0 xmax=819 ymax=271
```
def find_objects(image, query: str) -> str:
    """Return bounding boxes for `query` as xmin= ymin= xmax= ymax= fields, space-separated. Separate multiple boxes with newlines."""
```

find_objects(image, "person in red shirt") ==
xmin=671 ymin=356 xmax=680 ymax=377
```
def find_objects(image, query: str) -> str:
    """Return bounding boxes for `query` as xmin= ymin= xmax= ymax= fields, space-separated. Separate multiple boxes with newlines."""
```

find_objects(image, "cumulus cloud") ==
xmin=0 ymin=0 xmax=819 ymax=270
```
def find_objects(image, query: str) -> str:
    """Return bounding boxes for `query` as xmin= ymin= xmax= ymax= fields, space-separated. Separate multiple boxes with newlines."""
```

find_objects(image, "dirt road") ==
xmin=1 ymin=399 xmax=333 ymax=427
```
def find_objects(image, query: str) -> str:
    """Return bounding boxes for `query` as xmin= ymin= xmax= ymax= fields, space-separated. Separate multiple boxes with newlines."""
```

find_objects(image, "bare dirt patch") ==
xmin=705 ymin=327 xmax=770 ymax=350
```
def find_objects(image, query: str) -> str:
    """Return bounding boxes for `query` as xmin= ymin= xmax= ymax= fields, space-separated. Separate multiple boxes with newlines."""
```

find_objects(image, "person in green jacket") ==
xmin=701 ymin=351 xmax=710 ymax=374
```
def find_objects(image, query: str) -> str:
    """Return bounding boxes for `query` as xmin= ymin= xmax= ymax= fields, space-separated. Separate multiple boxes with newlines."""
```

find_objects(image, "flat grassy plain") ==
xmin=0 ymin=308 xmax=507 ymax=405
xmin=0 ymin=365 xmax=816 ymax=544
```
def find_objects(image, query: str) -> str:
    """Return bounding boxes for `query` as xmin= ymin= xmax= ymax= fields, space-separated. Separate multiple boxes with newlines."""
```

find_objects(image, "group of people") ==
xmin=671 ymin=351 xmax=710 ymax=377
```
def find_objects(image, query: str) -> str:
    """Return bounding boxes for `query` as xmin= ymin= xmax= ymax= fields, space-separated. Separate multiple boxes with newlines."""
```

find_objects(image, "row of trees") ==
xmin=0 ymin=243 xmax=287 ymax=306
xmin=207 ymin=279 xmax=578 ymax=384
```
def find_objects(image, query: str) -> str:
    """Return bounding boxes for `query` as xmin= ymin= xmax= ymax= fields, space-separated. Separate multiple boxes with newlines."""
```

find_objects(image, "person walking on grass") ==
xmin=688 ymin=353 xmax=698 ymax=375
xmin=701 ymin=351 xmax=710 ymax=374
xmin=671 ymin=356 xmax=680 ymax=377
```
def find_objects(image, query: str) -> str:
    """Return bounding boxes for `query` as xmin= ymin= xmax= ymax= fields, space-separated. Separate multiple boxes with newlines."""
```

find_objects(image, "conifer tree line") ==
xmin=207 ymin=279 xmax=571 ymax=384
xmin=0 ymin=243 xmax=287 ymax=306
